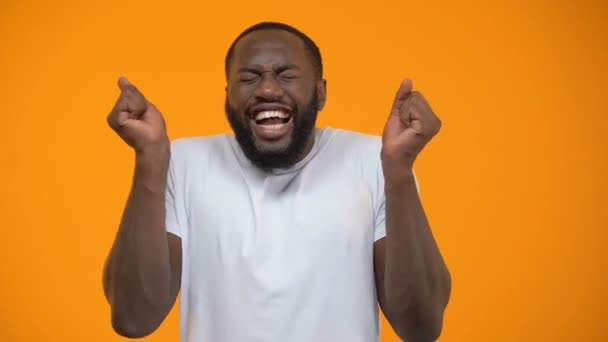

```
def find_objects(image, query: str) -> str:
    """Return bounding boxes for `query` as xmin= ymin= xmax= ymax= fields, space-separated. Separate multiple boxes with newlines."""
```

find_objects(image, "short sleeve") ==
xmin=373 ymin=198 xmax=387 ymax=242
xmin=165 ymin=155 xmax=182 ymax=237
xmin=373 ymin=156 xmax=387 ymax=242
xmin=373 ymin=155 xmax=420 ymax=242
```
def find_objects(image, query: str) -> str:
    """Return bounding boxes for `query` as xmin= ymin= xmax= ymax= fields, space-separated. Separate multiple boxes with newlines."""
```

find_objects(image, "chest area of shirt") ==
xmin=184 ymin=170 xmax=375 ymax=258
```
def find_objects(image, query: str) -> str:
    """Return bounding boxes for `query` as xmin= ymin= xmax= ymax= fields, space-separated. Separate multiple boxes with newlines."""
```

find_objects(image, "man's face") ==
xmin=225 ymin=29 xmax=326 ymax=170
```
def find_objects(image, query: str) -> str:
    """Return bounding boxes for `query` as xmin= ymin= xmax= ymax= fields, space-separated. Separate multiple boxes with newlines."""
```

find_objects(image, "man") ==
xmin=103 ymin=22 xmax=451 ymax=342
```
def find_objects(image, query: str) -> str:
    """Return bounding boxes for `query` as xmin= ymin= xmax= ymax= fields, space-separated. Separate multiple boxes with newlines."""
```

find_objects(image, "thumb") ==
xmin=390 ymin=78 xmax=413 ymax=116
xmin=118 ymin=76 xmax=135 ymax=91
xmin=117 ymin=76 xmax=148 ymax=118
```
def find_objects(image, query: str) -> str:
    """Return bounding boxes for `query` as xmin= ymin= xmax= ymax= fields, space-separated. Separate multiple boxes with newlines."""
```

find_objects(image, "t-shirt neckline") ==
xmin=227 ymin=127 xmax=331 ymax=176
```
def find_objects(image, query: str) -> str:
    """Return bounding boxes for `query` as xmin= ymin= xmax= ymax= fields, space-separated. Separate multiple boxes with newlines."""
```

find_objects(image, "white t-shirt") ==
xmin=165 ymin=127 xmax=391 ymax=342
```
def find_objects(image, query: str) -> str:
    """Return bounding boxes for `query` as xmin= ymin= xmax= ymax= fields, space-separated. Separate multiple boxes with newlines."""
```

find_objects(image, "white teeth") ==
xmin=264 ymin=124 xmax=284 ymax=130
xmin=254 ymin=110 xmax=289 ymax=121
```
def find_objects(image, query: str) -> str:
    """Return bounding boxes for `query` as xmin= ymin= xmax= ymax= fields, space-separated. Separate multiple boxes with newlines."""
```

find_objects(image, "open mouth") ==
xmin=253 ymin=110 xmax=292 ymax=125
xmin=250 ymin=110 xmax=293 ymax=140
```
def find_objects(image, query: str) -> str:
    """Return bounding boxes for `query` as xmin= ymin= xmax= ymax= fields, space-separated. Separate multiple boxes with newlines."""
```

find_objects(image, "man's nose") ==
xmin=255 ymin=74 xmax=284 ymax=101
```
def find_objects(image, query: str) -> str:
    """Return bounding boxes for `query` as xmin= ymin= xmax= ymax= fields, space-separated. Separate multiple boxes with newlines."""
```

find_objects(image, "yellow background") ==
xmin=1 ymin=0 xmax=606 ymax=341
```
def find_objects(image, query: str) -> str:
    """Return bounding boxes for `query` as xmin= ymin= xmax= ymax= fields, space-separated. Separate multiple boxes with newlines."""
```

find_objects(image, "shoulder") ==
xmin=322 ymin=127 xmax=383 ymax=159
xmin=170 ymin=134 xmax=228 ymax=151
xmin=168 ymin=134 xmax=234 ymax=170
xmin=170 ymin=134 xmax=229 ymax=157
xmin=317 ymin=128 xmax=384 ymax=184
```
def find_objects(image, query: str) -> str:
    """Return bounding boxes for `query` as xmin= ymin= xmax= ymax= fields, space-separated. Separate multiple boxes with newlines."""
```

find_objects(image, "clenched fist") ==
xmin=382 ymin=79 xmax=442 ymax=182
xmin=107 ymin=77 xmax=169 ymax=153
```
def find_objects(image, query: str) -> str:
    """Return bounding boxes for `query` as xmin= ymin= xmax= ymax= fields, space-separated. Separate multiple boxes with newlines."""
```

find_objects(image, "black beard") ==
xmin=225 ymin=94 xmax=319 ymax=171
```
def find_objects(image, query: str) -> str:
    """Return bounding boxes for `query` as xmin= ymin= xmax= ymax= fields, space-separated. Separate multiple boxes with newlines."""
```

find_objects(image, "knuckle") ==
xmin=434 ymin=119 xmax=442 ymax=134
xmin=434 ymin=114 xmax=442 ymax=125
xmin=107 ymin=114 xmax=118 ymax=130
xmin=106 ymin=111 xmax=115 ymax=124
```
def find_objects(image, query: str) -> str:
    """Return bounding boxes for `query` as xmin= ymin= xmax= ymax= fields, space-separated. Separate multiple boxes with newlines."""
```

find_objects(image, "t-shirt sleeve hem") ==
xmin=166 ymin=225 xmax=182 ymax=238
xmin=373 ymin=226 xmax=386 ymax=242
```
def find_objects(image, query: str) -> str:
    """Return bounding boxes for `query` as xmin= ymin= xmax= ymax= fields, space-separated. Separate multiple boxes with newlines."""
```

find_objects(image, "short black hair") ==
xmin=225 ymin=22 xmax=323 ymax=79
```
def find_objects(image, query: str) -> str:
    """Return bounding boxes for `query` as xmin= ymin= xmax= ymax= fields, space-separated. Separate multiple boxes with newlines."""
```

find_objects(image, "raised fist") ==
xmin=107 ymin=77 xmax=169 ymax=153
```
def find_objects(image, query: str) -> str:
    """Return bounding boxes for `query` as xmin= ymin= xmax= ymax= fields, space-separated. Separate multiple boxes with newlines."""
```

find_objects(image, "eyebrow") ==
xmin=275 ymin=64 xmax=299 ymax=73
xmin=237 ymin=67 xmax=260 ymax=74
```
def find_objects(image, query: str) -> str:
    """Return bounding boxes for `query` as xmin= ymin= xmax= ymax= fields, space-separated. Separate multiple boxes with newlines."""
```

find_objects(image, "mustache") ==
xmin=224 ymin=93 xmax=319 ymax=170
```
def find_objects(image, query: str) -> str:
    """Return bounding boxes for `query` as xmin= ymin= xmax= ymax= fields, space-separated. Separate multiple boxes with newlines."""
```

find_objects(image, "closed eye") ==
xmin=279 ymin=72 xmax=298 ymax=81
xmin=276 ymin=64 xmax=300 ymax=81
xmin=239 ymin=73 xmax=259 ymax=83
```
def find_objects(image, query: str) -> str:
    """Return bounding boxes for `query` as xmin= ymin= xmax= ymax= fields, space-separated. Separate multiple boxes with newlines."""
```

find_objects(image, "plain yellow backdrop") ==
xmin=1 ymin=0 xmax=606 ymax=341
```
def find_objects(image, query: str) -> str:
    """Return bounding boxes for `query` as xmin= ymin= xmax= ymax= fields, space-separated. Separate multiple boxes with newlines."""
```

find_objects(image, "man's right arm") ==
xmin=103 ymin=146 xmax=182 ymax=338
xmin=102 ymin=77 xmax=182 ymax=338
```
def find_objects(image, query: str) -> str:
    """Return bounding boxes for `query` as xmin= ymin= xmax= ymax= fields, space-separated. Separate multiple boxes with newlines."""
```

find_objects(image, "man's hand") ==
xmin=107 ymin=77 xmax=169 ymax=153
xmin=103 ymin=78 xmax=179 ymax=338
xmin=382 ymin=79 xmax=441 ymax=183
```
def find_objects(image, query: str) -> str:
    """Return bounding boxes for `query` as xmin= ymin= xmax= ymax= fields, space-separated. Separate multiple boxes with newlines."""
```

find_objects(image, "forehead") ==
xmin=231 ymin=30 xmax=310 ymax=69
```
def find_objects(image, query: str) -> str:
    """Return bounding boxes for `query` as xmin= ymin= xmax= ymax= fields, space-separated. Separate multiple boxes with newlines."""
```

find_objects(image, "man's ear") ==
xmin=317 ymin=79 xmax=327 ymax=111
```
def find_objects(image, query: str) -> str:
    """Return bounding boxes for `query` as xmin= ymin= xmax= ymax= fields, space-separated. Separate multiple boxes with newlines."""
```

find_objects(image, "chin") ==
xmin=252 ymin=133 xmax=293 ymax=153
xmin=226 ymin=98 xmax=318 ymax=170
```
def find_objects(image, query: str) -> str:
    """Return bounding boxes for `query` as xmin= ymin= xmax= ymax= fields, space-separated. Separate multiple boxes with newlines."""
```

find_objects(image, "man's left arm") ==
xmin=374 ymin=79 xmax=451 ymax=342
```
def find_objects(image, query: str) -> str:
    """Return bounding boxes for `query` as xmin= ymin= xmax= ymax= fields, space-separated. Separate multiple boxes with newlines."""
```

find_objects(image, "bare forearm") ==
xmin=384 ymin=174 xmax=451 ymax=340
xmin=103 ymin=147 xmax=172 ymax=333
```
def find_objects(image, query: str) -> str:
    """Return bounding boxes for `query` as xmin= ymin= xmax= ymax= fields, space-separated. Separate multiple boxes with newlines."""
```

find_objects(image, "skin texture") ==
xmin=375 ymin=79 xmax=452 ymax=341
xmin=225 ymin=30 xmax=327 ymax=170
xmin=102 ymin=28 xmax=451 ymax=341
xmin=103 ymin=78 xmax=182 ymax=337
